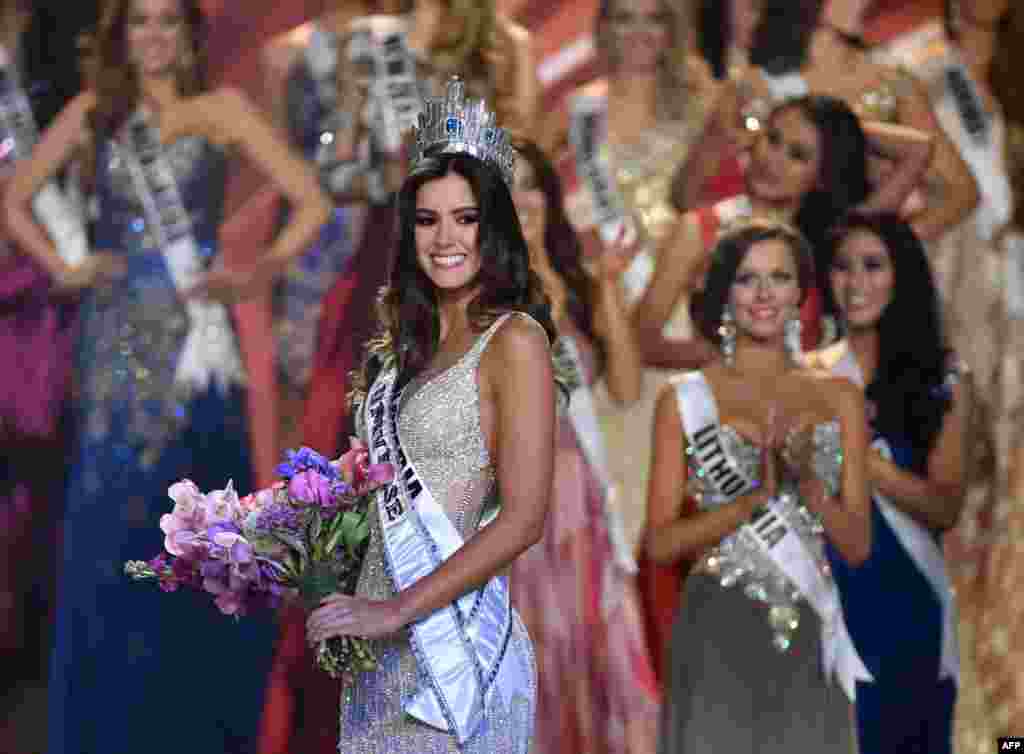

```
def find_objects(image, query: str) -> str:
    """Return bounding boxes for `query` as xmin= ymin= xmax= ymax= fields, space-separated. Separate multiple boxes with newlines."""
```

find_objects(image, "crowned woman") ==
xmin=305 ymin=77 xmax=557 ymax=752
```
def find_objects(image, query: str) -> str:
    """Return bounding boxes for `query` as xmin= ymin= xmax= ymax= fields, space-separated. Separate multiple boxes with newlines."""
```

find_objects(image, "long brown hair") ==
xmin=80 ymin=0 xmax=207 ymax=174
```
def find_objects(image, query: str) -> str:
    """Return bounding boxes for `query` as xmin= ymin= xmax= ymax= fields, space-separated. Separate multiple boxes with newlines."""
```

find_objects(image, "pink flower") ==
xmin=203 ymin=481 xmax=242 ymax=525
xmin=338 ymin=437 xmax=395 ymax=495
xmin=288 ymin=469 xmax=334 ymax=506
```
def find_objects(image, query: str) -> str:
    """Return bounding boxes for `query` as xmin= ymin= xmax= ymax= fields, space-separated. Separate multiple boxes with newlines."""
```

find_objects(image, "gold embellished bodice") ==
xmin=610 ymin=122 xmax=690 ymax=244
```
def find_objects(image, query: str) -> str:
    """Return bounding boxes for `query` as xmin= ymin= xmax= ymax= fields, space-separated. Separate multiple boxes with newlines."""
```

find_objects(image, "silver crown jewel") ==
xmin=412 ymin=75 xmax=516 ymax=185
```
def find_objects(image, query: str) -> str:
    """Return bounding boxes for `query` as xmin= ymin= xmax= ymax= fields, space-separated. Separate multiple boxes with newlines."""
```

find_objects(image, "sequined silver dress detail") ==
xmin=659 ymin=409 xmax=853 ymax=753
xmin=339 ymin=314 xmax=537 ymax=753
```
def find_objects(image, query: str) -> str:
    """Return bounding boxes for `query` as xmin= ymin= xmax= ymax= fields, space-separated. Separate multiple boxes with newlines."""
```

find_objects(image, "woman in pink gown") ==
xmin=510 ymin=139 xmax=660 ymax=754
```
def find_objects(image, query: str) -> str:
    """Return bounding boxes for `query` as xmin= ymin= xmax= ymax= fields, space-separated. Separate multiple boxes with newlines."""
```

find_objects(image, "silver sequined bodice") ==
xmin=689 ymin=420 xmax=842 ymax=650
xmin=341 ymin=314 xmax=536 ymax=753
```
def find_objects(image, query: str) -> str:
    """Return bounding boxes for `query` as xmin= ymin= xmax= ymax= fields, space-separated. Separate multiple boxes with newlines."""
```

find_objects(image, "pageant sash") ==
xmin=0 ymin=54 xmax=88 ymax=266
xmin=559 ymin=336 xmax=636 ymax=574
xmin=364 ymin=365 xmax=517 ymax=744
xmin=674 ymin=371 xmax=872 ymax=700
xmin=831 ymin=345 xmax=960 ymax=684
xmin=112 ymin=111 xmax=245 ymax=393
xmin=569 ymin=93 xmax=635 ymax=246
xmin=347 ymin=16 xmax=422 ymax=202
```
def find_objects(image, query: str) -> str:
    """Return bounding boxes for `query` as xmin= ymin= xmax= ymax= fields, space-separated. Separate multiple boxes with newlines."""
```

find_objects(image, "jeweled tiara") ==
xmin=411 ymin=75 xmax=516 ymax=186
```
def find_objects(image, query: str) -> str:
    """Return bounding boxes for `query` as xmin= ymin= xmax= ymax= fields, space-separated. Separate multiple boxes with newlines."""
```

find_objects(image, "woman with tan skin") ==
xmin=807 ymin=213 xmax=971 ymax=753
xmin=2 ymin=1 xmax=330 ymax=751
xmin=798 ymin=0 xmax=979 ymax=243
xmin=509 ymin=140 xmax=658 ymax=754
xmin=256 ymin=6 xmax=537 ymax=750
xmin=307 ymin=81 xmax=555 ymax=751
xmin=646 ymin=221 xmax=871 ymax=753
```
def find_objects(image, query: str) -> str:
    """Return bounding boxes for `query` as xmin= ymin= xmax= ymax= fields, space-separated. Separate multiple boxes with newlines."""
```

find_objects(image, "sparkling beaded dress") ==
xmin=659 ymin=374 xmax=853 ymax=754
xmin=339 ymin=314 xmax=536 ymax=753
xmin=569 ymin=121 xmax=695 ymax=548
xmin=47 ymin=125 xmax=276 ymax=754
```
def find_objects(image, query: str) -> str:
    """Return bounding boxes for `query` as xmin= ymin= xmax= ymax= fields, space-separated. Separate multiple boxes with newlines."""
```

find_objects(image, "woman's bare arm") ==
xmin=814 ymin=379 xmax=873 ymax=566
xmin=858 ymin=120 xmax=934 ymax=214
xmin=3 ymin=91 xmax=94 ymax=281
xmin=869 ymin=375 xmax=973 ymax=531
xmin=892 ymin=68 xmax=980 ymax=241
xmin=645 ymin=384 xmax=770 ymax=564
xmin=198 ymin=87 xmax=331 ymax=282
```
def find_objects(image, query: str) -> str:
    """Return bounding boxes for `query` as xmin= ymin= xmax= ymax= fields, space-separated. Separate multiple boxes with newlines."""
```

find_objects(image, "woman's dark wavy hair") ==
xmin=355 ymin=152 xmax=557 ymax=396
xmin=770 ymin=95 xmax=871 ymax=290
xmin=81 ymin=0 xmax=207 ymax=178
xmin=821 ymin=212 xmax=952 ymax=460
xmin=512 ymin=139 xmax=601 ymax=362
xmin=696 ymin=220 xmax=815 ymax=345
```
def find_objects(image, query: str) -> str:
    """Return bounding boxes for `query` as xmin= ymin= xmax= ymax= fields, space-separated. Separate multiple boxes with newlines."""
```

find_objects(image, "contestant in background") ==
xmin=3 ymin=1 xmax=330 ymax=751
xmin=646 ymin=221 xmax=870 ymax=753
xmin=960 ymin=0 xmax=1024 ymax=743
xmin=509 ymin=139 xmax=659 ymax=754
xmin=0 ymin=0 xmax=91 ymax=690
xmin=563 ymin=0 xmax=711 ymax=561
xmin=260 ymin=0 xmax=403 ymax=455
xmin=877 ymin=4 xmax=1019 ymax=751
xmin=808 ymin=212 xmax=971 ymax=754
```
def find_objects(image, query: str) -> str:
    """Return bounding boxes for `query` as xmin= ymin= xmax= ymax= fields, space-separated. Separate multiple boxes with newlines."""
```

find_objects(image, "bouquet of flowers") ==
xmin=125 ymin=442 xmax=393 ymax=679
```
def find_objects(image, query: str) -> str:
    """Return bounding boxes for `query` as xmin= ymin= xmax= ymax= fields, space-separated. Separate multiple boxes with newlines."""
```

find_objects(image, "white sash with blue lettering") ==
xmin=112 ymin=110 xmax=245 ymax=393
xmin=675 ymin=371 xmax=872 ymax=700
xmin=830 ymin=344 xmax=960 ymax=685
xmin=363 ymin=364 xmax=520 ymax=744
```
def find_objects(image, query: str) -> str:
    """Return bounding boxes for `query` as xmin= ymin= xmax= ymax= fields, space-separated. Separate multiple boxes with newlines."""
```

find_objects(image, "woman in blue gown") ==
xmin=2 ymin=1 xmax=331 ymax=752
xmin=808 ymin=212 xmax=972 ymax=753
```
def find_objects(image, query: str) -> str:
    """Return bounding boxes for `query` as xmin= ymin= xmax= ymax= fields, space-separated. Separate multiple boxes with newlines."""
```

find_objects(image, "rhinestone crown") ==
xmin=411 ymin=75 xmax=515 ymax=185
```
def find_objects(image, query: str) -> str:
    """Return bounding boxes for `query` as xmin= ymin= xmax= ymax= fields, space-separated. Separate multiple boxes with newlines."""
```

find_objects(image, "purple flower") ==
xmin=253 ymin=499 xmax=306 ymax=533
xmin=288 ymin=470 xmax=335 ymax=507
xmin=276 ymin=447 xmax=339 ymax=481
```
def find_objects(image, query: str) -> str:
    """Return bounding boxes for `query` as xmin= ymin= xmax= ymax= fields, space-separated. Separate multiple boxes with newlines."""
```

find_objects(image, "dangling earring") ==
xmin=784 ymin=306 xmax=802 ymax=365
xmin=719 ymin=306 xmax=737 ymax=367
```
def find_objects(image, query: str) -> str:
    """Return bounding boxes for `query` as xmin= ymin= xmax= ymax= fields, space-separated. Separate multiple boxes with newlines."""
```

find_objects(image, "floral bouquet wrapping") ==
xmin=125 ymin=442 xmax=393 ymax=679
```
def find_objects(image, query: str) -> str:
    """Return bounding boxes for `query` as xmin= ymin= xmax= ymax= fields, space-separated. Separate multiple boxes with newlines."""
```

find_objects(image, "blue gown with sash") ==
xmin=47 ymin=129 xmax=276 ymax=754
xmin=825 ymin=362 xmax=958 ymax=753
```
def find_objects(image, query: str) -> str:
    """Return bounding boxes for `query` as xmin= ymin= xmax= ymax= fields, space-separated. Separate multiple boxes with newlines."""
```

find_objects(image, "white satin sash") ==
xmin=0 ymin=50 xmax=88 ymax=266
xmin=113 ymin=112 xmax=245 ymax=393
xmin=568 ymin=92 xmax=634 ymax=246
xmin=364 ymin=365 xmax=526 ymax=744
xmin=559 ymin=336 xmax=635 ymax=575
xmin=675 ymin=371 xmax=872 ymax=700
xmin=830 ymin=344 xmax=960 ymax=685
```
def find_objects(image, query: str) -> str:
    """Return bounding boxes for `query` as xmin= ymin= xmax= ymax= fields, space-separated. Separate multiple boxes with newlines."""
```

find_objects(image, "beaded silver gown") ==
xmin=659 ymin=390 xmax=854 ymax=753
xmin=340 ymin=313 xmax=537 ymax=753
